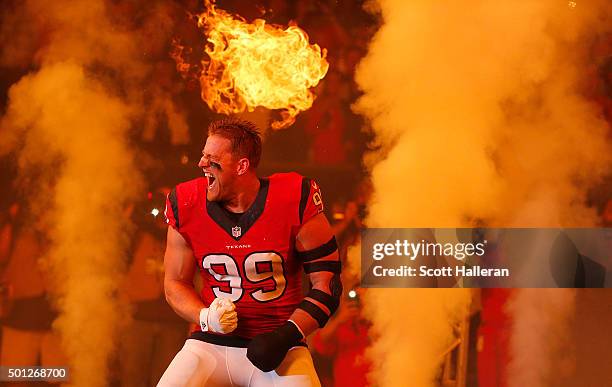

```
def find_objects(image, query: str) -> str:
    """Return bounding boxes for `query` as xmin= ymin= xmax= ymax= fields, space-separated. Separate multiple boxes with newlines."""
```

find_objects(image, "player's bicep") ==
xmin=164 ymin=226 xmax=196 ymax=284
xmin=296 ymin=213 xmax=336 ymax=254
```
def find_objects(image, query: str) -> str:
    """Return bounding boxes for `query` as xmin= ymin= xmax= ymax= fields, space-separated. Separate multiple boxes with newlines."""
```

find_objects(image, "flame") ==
xmin=177 ymin=0 xmax=329 ymax=129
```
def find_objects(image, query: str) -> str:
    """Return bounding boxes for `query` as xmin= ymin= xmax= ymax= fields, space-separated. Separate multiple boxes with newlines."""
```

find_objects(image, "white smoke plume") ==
xmin=354 ymin=0 xmax=610 ymax=385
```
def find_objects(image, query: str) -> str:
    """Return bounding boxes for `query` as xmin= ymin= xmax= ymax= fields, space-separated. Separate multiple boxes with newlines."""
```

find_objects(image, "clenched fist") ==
xmin=199 ymin=297 xmax=238 ymax=334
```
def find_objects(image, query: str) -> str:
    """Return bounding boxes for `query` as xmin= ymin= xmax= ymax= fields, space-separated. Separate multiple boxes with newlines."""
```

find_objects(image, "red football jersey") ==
xmin=165 ymin=172 xmax=324 ymax=339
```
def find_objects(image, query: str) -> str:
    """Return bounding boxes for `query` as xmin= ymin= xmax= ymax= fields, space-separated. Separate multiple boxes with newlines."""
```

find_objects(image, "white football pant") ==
xmin=157 ymin=339 xmax=321 ymax=387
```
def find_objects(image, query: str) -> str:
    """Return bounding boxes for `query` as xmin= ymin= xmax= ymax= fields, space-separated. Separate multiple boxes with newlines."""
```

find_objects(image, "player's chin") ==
xmin=207 ymin=190 xmax=221 ymax=202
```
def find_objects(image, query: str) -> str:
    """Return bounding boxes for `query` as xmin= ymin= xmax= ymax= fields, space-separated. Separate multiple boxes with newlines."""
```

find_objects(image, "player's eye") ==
xmin=210 ymin=161 xmax=221 ymax=170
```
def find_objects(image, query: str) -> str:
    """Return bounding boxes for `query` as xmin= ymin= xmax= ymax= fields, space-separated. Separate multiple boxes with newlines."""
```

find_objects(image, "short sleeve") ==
xmin=299 ymin=178 xmax=325 ymax=225
xmin=164 ymin=187 xmax=179 ymax=229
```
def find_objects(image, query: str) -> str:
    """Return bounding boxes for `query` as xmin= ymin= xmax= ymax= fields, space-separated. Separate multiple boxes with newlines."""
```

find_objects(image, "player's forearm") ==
xmin=288 ymin=307 xmax=320 ymax=338
xmin=291 ymin=247 xmax=342 ymax=339
xmin=164 ymin=278 xmax=205 ymax=325
xmin=289 ymin=276 xmax=341 ymax=338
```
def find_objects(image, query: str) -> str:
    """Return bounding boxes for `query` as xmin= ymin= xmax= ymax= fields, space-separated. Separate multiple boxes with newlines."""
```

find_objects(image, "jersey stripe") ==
xmin=169 ymin=187 xmax=179 ymax=228
xmin=298 ymin=177 xmax=311 ymax=224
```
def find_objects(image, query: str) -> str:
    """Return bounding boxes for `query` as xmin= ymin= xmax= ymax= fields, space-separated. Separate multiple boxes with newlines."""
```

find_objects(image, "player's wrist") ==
xmin=199 ymin=307 xmax=210 ymax=332
xmin=280 ymin=320 xmax=304 ymax=343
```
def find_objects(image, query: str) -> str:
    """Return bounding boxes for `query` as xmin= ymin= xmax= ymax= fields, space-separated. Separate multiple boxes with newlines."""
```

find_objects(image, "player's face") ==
xmin=198 ymin=135 xmax=238 ymax=202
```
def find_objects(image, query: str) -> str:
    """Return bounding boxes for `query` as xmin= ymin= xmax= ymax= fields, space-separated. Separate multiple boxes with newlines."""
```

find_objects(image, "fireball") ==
xmin=178 ymin=0 xmax=329 ymax=129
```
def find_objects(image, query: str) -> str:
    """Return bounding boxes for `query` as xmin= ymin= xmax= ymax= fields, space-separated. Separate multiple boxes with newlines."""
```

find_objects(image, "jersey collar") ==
xmin=206 ymin=178 xmax=269 ymax=241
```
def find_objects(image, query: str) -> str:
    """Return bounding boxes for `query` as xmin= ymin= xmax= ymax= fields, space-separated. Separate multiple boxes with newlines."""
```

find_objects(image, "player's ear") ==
xmin=236 ymin=157 xmax=250 ymax=175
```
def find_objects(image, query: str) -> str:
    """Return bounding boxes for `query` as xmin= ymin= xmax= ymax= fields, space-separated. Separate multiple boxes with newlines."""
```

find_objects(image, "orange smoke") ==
xmin=0 ymin=1 xmax=189 ymax=385
xmin=353 ymin=0 xmax=611 ymax=385
xmin=174 ymin=0 xmax=329 ymax=129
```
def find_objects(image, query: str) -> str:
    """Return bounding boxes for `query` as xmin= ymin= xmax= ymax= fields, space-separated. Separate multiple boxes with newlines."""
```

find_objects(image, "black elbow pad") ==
xmin=298 ymin=275 xmax=343 ymax=327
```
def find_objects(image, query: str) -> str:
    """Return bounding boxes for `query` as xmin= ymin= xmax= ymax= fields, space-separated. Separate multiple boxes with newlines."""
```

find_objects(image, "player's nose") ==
xmin=198 ymin=156 xmax=208 ymax=168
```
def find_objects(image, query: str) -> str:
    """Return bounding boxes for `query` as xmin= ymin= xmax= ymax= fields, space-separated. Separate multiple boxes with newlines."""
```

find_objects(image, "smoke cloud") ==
xmin=2 ymin=62 xmax=139 ymax=387
xmin=0 ymin=0 xmax=189 ymax=385
xmin=363 ymin=288 xmax=470 ymax=386
xmin=354 ymin=0 xmax=610 ymax=385
xmin=506 ymin=289 xmax=576 ymax=387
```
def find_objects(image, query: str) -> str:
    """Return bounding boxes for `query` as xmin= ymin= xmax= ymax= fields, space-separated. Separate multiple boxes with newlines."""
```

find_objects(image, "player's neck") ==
xmin=223 ymin=173 xmax=260 ymax=213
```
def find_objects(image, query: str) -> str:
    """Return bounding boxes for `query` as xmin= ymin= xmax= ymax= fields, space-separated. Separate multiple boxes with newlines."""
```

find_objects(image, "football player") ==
xmin=157 ymin=118 xmax=342 ymax=386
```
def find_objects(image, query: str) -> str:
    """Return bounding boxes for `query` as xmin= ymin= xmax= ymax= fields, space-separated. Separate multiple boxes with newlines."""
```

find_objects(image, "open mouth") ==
xmin=204 ymin=172 xmax=216 ymax=190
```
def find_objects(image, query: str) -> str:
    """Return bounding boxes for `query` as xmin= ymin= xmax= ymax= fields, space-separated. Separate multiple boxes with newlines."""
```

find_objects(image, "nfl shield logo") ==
xmin=232 ymin=226 xmax=242 ymax=238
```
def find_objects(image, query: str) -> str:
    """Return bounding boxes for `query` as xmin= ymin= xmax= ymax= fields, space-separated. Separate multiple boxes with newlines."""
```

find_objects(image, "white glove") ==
xmin=199 ymin=297 xmax=238 ymax=334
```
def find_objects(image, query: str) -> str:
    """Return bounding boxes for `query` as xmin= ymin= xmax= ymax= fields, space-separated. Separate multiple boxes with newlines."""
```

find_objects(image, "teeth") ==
xmin=205 ymin=172 xmax=215 ymax=189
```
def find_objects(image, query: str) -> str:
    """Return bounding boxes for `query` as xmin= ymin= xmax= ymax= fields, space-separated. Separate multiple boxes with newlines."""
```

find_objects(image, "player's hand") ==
xmin=247 ymin=321 xmax=302 ymax=372
xmin=200 ymin=297 xmax=238 ymax=334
